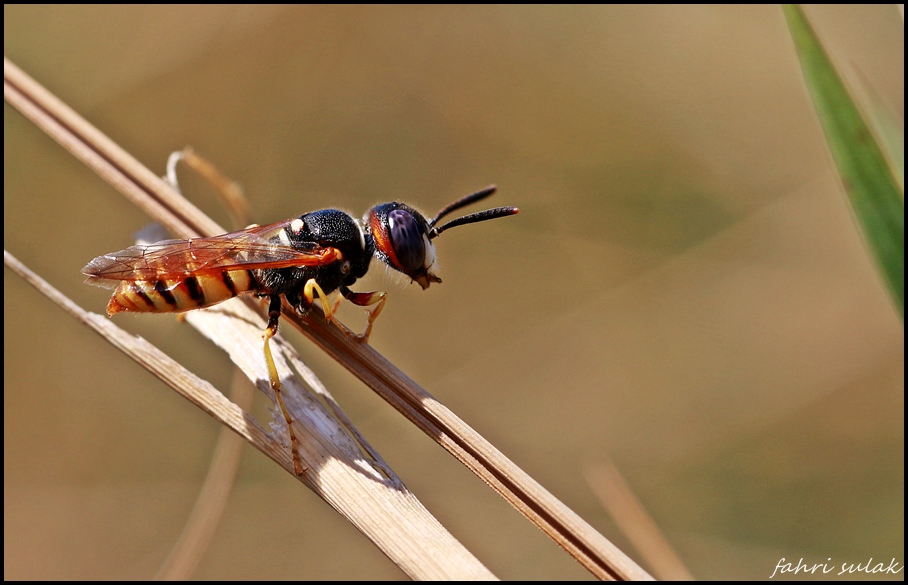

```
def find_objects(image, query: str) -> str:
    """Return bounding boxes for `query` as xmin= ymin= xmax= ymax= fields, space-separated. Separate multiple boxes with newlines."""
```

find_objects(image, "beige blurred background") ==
xmin=4 ymin=5 xmax=903 ymax=580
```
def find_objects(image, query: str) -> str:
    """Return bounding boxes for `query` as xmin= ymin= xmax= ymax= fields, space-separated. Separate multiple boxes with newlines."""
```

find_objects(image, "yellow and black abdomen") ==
xmin=107 ymin=269 xmax=257 ymax=316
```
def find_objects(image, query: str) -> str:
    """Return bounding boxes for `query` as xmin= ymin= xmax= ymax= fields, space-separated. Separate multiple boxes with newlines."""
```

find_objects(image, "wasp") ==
xmin=83 ymin=185 xmax=518 ymax=475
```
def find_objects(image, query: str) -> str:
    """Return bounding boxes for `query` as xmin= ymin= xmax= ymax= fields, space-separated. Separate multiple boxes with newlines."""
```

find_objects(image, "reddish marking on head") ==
xmin=369 ymin=209 xmax=401 ymax=271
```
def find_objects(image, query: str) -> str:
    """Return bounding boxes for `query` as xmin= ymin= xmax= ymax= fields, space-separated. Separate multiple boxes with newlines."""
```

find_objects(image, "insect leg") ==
xmin=302 ymin=278 xmax=334 ymax=322
xmin=330 ymin=294 xmax=344 ymax=315
xmin=340 ymin=287 xmax=387 ymax=342
xmin=263 ymin=295 xmax=305 ymax=476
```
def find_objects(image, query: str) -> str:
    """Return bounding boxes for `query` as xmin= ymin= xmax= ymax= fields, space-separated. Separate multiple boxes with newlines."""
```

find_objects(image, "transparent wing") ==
xmin=82 ymin=219 xmax=339 ymax=283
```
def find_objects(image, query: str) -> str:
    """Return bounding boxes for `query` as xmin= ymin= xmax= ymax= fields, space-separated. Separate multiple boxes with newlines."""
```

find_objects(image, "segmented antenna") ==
xmin=429 ymin=206 xmax=519 ymax=239
xmin=429 ymin=185 xmax=498 ymax=228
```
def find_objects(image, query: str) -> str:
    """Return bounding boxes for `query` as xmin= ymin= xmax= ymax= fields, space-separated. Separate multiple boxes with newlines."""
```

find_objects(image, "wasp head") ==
xmin=365 ymin=186 xmax=518 ymax=290
xmin=366 ymin=202 xmax=440 ymax=289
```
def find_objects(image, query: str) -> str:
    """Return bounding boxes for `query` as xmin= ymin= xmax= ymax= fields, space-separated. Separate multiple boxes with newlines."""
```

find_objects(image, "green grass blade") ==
xmin=783 ymin=5 xmax=904 ymax=319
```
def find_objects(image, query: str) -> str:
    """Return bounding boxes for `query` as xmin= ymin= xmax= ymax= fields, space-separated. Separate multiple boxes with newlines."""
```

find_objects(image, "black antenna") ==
xmin=429 ymin=185 xmax=498 ymax=228
xmin=429 ymin=206 xmax=519 ymax=239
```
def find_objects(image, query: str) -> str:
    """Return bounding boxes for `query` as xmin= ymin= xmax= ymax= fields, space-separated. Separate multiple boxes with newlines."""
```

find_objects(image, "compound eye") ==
xmin=388 ymin=209 xmax=426 ymax=273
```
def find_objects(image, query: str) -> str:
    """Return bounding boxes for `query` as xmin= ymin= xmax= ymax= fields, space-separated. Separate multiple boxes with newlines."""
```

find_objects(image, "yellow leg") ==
xmin=330 ymin=295 xmax=344 ymax=315
xmin=264 ymin=297 xmax=305 ymax=476
xmin=303 ymin=278 xmax=334 ymax=322
xmin=342 ymin=289 xmax=387 ymax=342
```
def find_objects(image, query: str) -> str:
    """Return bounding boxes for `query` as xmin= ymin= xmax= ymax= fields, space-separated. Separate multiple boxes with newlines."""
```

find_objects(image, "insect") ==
xmin=83 ymin=185 xmax=518 ymax=475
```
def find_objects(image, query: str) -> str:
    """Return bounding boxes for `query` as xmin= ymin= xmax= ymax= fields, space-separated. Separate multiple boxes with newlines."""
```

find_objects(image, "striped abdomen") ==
xmin=107 ymin=269 xmax=257 ymax=316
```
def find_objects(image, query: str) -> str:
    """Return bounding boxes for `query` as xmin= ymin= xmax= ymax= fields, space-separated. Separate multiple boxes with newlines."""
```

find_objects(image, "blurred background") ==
xmin=4 ymin=5 xmax=903 ymax=580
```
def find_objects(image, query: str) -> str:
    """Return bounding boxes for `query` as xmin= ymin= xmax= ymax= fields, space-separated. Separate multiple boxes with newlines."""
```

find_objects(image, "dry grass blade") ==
xmin=5 ymin=55 xmax=652 ymax=580
xmin=4 ymin=252 xmax=497 ymax=580
xmin=155 ymin=370 xmax=253 ymax=580
xmin=4 ymin=252 xmax=262 ymax=449
xmin=586 ymin=459 xmax=693 ymax=580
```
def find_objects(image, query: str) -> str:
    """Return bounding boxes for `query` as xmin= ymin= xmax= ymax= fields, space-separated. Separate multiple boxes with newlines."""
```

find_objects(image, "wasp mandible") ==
xmin=83 ymin=185 xmax=518 ymax=475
